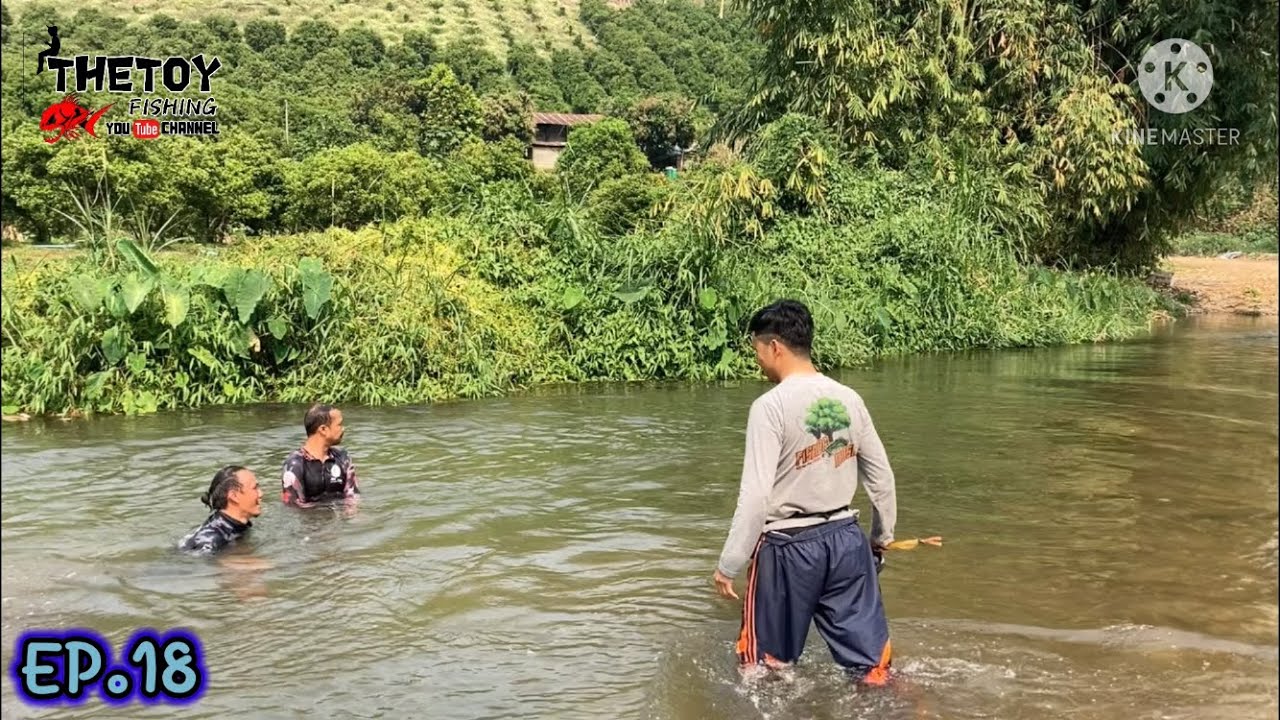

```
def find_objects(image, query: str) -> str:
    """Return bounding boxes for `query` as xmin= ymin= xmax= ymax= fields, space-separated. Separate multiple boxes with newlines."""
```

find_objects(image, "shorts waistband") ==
xmin=763 ymin=516 xmax=858 ymax=545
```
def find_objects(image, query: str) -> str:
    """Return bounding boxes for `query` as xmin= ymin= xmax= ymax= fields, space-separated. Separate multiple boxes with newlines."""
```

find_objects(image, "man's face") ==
xmin=228 ymin=470 xmax=263 ymax=518
xmin=321 ymin=409 xmax=345 ymax=446
xmin=751 ymin=334 xmax=782 ymax=383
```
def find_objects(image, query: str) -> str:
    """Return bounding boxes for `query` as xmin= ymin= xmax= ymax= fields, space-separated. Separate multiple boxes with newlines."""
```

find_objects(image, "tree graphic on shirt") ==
xmin=805 ymin=398 xmax=850 ymax=439
xmin=805 ymin=398 xmax=852 ymax=454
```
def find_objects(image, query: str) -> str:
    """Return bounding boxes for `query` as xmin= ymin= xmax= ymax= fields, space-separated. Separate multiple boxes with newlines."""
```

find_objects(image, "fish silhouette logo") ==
xmin=39 ymin=93 xmax=113 ymax=143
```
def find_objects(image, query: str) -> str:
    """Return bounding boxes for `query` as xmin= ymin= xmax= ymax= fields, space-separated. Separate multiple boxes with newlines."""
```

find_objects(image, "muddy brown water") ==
xmin=2 ymin=316 xmax=1277 ymax=719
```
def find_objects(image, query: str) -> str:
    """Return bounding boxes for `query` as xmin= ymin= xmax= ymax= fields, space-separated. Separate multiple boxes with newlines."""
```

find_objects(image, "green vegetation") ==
xmin=1171 ymin=229 xmax=1278 ymax=257
xmin=4 ymin=0 xmax=589 ymax=56
xmin=0 ymin=2 xmax=754 ymax=245
xmin=2 ymin=0 xmax=1270 ymax=418
xmin=1169 ymin=182 xmax=1279 ymax=256
xmin=725 ymin=0 xmax=1279 ymax=272
xmin=2 ymin=150 xmax=1171 ymax=416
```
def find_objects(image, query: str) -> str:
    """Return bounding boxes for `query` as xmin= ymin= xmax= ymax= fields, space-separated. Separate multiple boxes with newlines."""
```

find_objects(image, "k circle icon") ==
xmin=1139 ymin=39 xmax=1214 ymax=114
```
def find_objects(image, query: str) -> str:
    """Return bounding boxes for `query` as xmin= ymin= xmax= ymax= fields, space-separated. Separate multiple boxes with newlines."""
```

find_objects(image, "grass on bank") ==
xmin=1 ymin=206 xmax=1180 ymax=419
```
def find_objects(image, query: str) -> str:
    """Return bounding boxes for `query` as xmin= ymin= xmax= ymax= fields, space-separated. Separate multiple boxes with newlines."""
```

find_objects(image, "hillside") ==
xmin=6 ymin=0 xmax=604 ymax=56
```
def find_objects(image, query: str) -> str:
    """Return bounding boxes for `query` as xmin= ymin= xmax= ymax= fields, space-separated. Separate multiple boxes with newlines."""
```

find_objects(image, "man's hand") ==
xmin=713 ymin=569 xmax=740 ymax=600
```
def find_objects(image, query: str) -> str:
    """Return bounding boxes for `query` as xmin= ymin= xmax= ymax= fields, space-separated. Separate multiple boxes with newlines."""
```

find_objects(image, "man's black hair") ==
xmin=747 ymin=299 xmax=814 ymax=356
xmin=304 ymin=403 xmax=336 ymax=436
xmin=201 ymin=465 xmax=247 ymax=510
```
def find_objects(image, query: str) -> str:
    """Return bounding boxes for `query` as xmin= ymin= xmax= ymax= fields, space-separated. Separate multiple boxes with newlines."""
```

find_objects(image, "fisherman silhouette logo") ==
xmin=36 ymin=26 xmax=60 ymax=75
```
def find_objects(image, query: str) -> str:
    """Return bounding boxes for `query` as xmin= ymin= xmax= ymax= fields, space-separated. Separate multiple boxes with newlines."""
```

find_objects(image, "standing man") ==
xmin=281 ymin=404 xmax=361 ymax=508
xmin=713 ymin=300 xmax=899 ymax=685
xmin=179 ymin=465 xmax=263 ymax=555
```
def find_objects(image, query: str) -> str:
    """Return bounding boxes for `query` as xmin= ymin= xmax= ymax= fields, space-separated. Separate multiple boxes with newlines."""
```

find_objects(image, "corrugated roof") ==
xmin=532 ymin=112 xmax=604 ymax=126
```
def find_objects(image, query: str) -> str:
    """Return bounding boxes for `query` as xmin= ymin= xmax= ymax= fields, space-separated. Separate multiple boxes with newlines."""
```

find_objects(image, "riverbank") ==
xmin=0 ymin=212 xmax=1171 ymax=418
xmin=1163 ymin=254 xmax=1279 ymax=316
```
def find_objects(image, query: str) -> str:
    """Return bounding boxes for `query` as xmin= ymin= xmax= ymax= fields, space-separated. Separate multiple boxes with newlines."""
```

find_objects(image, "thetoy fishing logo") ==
xmin=35 ymin=25 xmax=222 ymax=143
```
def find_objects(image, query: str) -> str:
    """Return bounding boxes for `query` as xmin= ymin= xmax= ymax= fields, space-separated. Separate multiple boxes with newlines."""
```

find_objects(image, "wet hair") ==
xmin=304 ymin=404 xmax=337 ymax=436
xmin=201 ymin=465 xmax=247 ymax=510
xmin=748 ymin=300 xmax=814 ymax=356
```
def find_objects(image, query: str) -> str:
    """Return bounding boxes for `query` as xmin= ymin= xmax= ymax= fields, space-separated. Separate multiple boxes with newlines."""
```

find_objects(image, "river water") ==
xmin=2 ymin=316 xmax=1277 ymax=719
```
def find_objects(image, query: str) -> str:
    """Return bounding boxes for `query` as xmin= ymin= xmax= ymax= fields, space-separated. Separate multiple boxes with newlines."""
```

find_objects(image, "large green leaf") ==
xmin=272 ymin=344 xmax=298 ymax=364
xmin=189 ymin=347 xmax=218 ymax=370
xmin=832 ymin=307 xmax=849 ymax=332
xmin=233 ymin=327 xmax=261 ymax=357
xmin=561 ymin=286 xmax=585 ymax=310
xmin=725 ymin=300 xmax=743 ymax=328
xmin=612 ymin=282 xmax=650 ymax=304
xmin=125 ymin=352 xmax=147 ymax=375
xmin=875 ymin=307 xmax=892 ymax=331
xmin=116 ymin=238 xmax=159 ymax=278
xmin=698 ymin=287 xmax=720 ymax=311
xmin=101 ymin=326 xmax=127 ymax=365
xmin=266 ymin=315 xmax=289 ymax=340
xmin=221 ymin=268 xmax=272 ymax=325
xmin=194 ymin=265 xmax=227 ymax=289
xmin=700 ymin=322 xmax=727 ymax=350
xmin=298 ymin=257 xmax=334 ymax=320
xmin=121 ymin=272 xmax=155 ymax=315
xmin=84 ymin=371 xmax=112 ymax=400
xmin=137 ymin=391 xmax=159 ymax=414
xmin=105 ymin=290 xmax=128 ymax=319
xmin=68 ymin=276 xmax=110 ymax=313
xmin=160 ymin=281 xmax=190 ymax=328
xmin=715 ymin=346 xmax=736 ymax=373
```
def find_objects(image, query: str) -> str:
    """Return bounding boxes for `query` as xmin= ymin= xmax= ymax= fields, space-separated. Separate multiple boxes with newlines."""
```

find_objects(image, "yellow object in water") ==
xmin=884 ymin=536 xmax=943 ymax=551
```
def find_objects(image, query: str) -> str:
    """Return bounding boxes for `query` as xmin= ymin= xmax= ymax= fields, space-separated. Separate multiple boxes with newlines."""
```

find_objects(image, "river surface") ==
xmin=2 ymin=316 xmax=1277 ymax=719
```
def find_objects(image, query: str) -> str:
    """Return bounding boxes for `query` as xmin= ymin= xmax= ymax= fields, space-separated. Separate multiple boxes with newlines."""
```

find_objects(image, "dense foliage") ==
xmin=1 ymin=1 xmax=1249 ymax=417
xmin=0 ymin=1 xmax=755 ymax=244
xmin=726 ymin=0 xmax=1280 ymax=271
xmin=2 ymin=137 xmax=1173 ymax=416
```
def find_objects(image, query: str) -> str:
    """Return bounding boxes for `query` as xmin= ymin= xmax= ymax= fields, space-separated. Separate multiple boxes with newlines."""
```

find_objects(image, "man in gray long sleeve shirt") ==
xmin=713 ymin=300 xmax=898 ymax=685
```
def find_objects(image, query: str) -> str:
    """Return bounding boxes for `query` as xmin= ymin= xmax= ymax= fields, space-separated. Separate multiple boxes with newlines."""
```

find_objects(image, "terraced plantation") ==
xmin=6 ymin=0 xmax=600 ymax=55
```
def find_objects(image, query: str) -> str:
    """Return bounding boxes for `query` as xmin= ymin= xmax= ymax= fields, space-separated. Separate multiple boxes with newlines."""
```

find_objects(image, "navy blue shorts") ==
xmin=735 ymin=517 xmax=892 ymax=682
